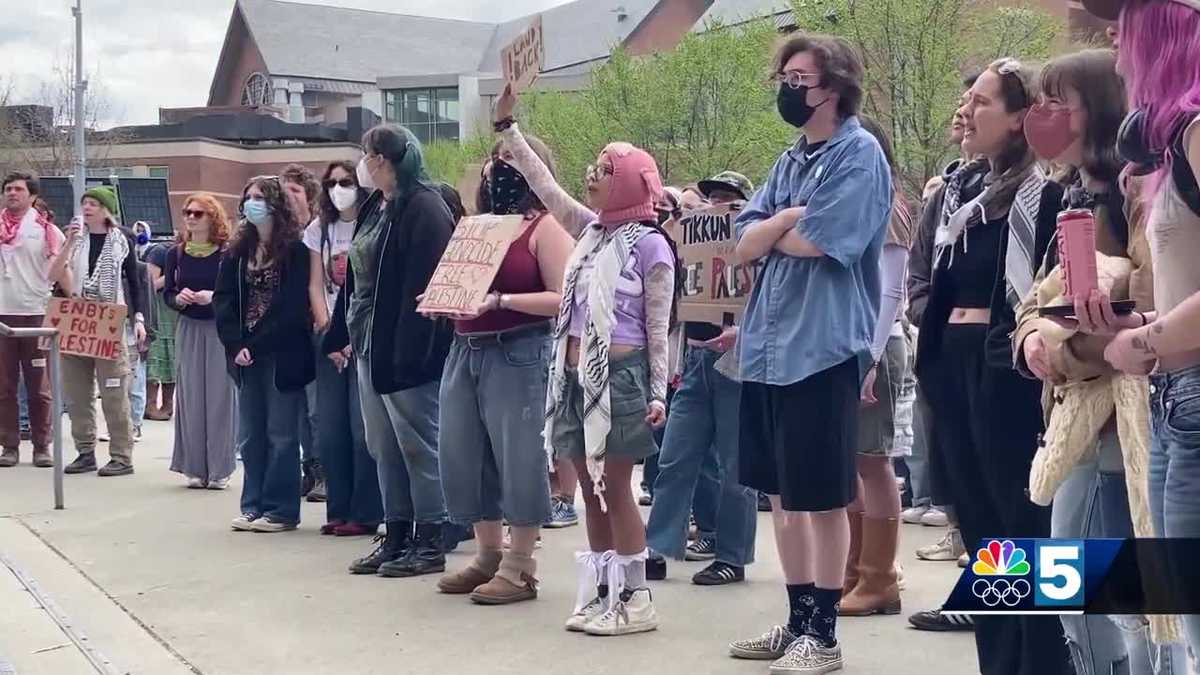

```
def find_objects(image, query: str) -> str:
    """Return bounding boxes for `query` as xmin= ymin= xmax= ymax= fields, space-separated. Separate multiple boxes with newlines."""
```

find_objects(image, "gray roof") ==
xmin=700 ymin=0 xmax=793 ymax=27
xmin=236 ymin=0 xmax=497 ymax=81
xmin=477 ymin=0 xmax=661 ymax=75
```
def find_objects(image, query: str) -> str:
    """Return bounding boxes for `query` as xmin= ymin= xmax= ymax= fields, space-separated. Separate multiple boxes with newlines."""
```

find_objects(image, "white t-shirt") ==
xmin=302 ymin=218 xmax=355 ymax=314
xmin=0 ymin=209 xmax=66 ymax=315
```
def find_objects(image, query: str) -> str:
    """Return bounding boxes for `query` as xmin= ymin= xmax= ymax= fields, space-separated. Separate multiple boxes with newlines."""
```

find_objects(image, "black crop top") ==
xmin=941 ymin=217 xmax=1003 ymax=309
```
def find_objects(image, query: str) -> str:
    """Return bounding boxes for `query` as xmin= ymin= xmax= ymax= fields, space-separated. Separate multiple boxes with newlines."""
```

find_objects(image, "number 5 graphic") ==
xmin=1039 ymin=545 xmax=1083 ymax=602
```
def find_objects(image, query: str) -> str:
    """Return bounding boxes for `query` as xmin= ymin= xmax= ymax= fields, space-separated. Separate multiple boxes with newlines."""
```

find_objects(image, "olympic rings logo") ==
xmin=971 ymin=578 xmax=1031 ymax=607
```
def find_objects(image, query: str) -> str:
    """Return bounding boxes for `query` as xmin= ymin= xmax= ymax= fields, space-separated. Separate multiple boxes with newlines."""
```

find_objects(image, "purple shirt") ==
xmin=569 ymin=233 xmax=675 ymax=346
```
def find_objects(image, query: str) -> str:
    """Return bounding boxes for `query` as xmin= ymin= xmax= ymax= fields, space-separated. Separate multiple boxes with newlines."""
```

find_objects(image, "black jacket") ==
xmin=322 ymin=186 xmax=454 ymax=395
xmin=912 ymin=176 xmax=1064 ymax=373
xmin=213 ymin=239 xmax=314 ymax=392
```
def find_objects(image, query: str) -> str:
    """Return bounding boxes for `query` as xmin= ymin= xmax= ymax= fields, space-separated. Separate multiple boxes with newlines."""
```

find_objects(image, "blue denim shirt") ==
xmin=734 ymin=116 xmax=893 ymax=386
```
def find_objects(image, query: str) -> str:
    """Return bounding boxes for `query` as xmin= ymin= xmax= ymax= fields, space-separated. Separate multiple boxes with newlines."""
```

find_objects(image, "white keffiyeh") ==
xmin=70 ymin=225 xmax=128 ymax=304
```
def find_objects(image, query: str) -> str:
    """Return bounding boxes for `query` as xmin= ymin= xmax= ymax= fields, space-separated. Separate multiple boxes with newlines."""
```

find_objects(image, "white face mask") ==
xmin=356 ymin=156 xmax=377 ymax=191
xmin=329 ymin=184 xmax=358 ymax=211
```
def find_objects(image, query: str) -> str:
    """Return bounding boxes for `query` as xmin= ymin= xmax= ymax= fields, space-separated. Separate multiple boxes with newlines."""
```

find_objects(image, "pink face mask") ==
xmin=1024 ymin=103 xmax=1080 ymax=161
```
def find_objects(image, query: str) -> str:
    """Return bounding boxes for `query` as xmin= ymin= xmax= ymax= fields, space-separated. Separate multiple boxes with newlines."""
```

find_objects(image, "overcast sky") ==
xmin=0 ymin=0 xmax=571 ymax=128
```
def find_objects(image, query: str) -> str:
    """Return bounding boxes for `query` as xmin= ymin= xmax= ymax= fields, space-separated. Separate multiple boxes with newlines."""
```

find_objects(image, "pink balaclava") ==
xmin=597 ymin=142 xmax=664 ymax=226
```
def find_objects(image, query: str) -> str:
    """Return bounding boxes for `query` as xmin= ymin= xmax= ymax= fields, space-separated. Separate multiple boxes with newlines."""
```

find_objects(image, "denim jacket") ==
xmin=734 ymin=116 xmax=893 ymax=386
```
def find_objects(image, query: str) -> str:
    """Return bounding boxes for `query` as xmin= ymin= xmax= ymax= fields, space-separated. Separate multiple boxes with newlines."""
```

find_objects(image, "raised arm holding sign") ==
xmin=501 ymin=16 xmax=544 ymax=94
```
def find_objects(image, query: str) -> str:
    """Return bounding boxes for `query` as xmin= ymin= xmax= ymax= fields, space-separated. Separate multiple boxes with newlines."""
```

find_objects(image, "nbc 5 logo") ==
xmin=1034 ymin=540 xmax=1085 ymax=607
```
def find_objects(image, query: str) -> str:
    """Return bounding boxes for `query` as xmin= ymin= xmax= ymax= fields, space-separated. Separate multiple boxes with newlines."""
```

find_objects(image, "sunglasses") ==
xmin=182 ymin=208 xmax=208 ymax=219
xmin=323 ymin=178 xmax=356 ymax=189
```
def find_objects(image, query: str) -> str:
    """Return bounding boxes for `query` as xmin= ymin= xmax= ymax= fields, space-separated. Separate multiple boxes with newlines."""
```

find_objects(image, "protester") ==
xmin=125 ymin=225 xmax=153 ymax=441
xmin=323 ymin=125 xmax=454 ymax=577
xmin=144 ymin=234 xmax=178 ymax=422
xmin=496 ymin=83 xmax=675 ymax=635
xmin=429 ymin=131 xmax=573 ymax=605
xmin=1083 ymin=0 xmax=1200 ymax=661
xmin=913 ymin=58 xmax=1072 ymax=674
xmin=166 ymin=193 xmax=238 ymax=490
xmin=727 ymin=34 xmax=892 ymax=673
xmin=283 ymin=162 xmax=326 ymax=501
xmin=50 ymin=186 xmax=144 ymax=477
xmin=214 ymin=176 xmax=313 ymax=531
xmin=645 ymin=169 xmax=758 ymax=587
xmin=303 ymin=161 xmax=382 ymax=536
xmin=840 ymin=116 xmax=913 ymax=618
xmin=0 ymin=172 xmax=64 ymax=469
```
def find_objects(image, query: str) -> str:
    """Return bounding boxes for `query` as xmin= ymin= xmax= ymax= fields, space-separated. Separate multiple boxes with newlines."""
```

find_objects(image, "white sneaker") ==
xmin=249 ymin=518 xmax=297 ymax=533
xmin=186 ymin=476 xmax=205 ymax=489
xmin=916 ymin=529 xmax=965 ymax=561
xmin=770 ymin=635 xmax=843 ymax=674
xmin=565 ymin=596 xmax=606 ymax=632
xmin=583 ymin=588 xmax=658 ymax=636
xmin=900 ymin=505 xmax=929 ymax=524
xmin=231 ymin=513 xmax=258 ymax=531
xmin=920 ymin=507 xmax=949 ymax=527
xmin=730 ymin=625 xmax=799 ymax=660
xmin=896 ymin=563 xmax=906 ymax=591
xmin=207 ymin=477 xmax=230 ymax=490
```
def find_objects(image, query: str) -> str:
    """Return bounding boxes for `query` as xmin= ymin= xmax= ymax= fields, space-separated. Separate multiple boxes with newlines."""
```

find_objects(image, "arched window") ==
xmin=241 ymin=72 xmax=271 ymax=106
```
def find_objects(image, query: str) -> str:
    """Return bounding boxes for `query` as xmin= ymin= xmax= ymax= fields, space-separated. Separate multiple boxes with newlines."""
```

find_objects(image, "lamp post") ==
xmin=72 ymin=0 xmax=88 ymax=212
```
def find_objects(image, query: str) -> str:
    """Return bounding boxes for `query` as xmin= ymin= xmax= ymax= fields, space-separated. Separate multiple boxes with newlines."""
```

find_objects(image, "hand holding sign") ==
xmin=418 ymin=215 xmax=526 ymax=318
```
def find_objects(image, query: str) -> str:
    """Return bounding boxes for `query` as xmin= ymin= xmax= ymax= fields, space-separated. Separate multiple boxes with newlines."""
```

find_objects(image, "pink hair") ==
xmin=1117 ymin=0 xmax=1200 ymax=155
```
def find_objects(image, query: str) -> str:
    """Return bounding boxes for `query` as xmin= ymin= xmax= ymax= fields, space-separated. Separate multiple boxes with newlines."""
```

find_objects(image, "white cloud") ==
xmin=0 ymin=0 xmax=571 ymax=127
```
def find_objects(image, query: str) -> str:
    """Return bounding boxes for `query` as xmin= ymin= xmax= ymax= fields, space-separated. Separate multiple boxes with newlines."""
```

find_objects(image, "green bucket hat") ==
xmin=698 ymin=171 xmax=754 ymax=201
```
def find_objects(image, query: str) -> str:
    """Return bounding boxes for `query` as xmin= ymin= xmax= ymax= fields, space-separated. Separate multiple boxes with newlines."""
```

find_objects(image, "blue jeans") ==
xmin=17 ymin=374 xmax=28 ymax=431
xmin=693 ymin=451 xmax=721 ymax=538
xmin=438 ymin=330 xmax=553 ymax=527
xmin=236 ymin=354 xmax=304 ymax=525
xmin=647 ymin=347 xmax=756 ymax=566
xmin=357 ymin=358 xmax=446 ymax=525
xmin=317 ymin=353 xmax=382 ymax=526
xmin=1051 ymin=429 xmax=1168 ymax=675
xmin=126 ymin=329 xmax=146 ymax=427
xmin=1150 ymin=364 xmax=1200 ymax=666
xmin=907 ymin=385 xmax=935 ymax=507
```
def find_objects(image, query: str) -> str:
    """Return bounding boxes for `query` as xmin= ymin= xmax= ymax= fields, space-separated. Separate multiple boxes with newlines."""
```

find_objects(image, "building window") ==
xmin=148 ymin=166 xmax=170 ymax=180
xmin=242 ymin=72 xmax=272 ymax=106
xmin=383 ymin=87 xmax=459 ymax=144
xmin=86 ymin=166 xmax=135 ymax=179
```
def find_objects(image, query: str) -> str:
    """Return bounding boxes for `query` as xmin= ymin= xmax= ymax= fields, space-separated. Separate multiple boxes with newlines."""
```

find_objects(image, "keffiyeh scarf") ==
xmin=543 ymin=221 xmax=652 ymax=507
xmin=72 ymin=225 xmax=128 ymax=304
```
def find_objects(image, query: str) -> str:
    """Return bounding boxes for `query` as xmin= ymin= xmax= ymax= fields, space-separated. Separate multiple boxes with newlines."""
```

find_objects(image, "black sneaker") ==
xmin=692 ymin=561 xmax=745 ymax=586
xmin=908 ymin=609 xmax=975 ymax=632
xmin=379 ymin=522 xmax=446 ymax=578
xmin=97 ymin=460 xmax=134 ymax=477
xmin=349 ymin=521 xmax=411 ymax=575
xmin=647 ymin=554 xmax=667 ymax=581
xmin=685 ymin=536 xmax=717 ymax=561
xmin=64 ymin=453 xmax=98 ymax=474
xmin=757 ymin=492 xmax=772 ymax=512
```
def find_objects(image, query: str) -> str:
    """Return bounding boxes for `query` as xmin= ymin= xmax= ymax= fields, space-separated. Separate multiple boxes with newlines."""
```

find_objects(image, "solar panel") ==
xmin=115 ymin=178 xmax=174 ymax=236
xmin=37 ymin=177 xmax=77 ymax=227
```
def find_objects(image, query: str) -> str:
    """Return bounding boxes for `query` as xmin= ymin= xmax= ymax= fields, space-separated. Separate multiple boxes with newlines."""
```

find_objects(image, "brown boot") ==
xmin=843 ymin=510 xmax=863 ymax=596
xmin=160 ymin=383 xmax=176 ymax=420
xmin=144 ymin=381 xmax=161 ymax=420
xmin=839 ymin=516 xmax=901 ymax=616
xmin=470 ymin=552 xmax=537 ymax=605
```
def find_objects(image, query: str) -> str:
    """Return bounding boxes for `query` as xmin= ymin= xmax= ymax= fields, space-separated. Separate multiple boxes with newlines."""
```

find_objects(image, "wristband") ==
xmin=1136 ymin=311 xmax=1148 ymax=327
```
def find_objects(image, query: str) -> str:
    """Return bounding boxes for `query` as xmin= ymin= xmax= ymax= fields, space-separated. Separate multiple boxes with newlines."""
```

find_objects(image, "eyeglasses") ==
xmin=323 ymin=178 xmax=355 ymax=189
xmin=182 ymin=208 xmax=207 ymax=219
xmin=774 ymin=71 xmax=821 ymax=90
xmin=585 ymin=164 xmax=614 ymax=183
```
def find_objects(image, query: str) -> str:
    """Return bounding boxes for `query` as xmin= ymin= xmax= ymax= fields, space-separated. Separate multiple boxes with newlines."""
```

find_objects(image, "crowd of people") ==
xmin=1 ymin=0 xmax=1199 ymax=672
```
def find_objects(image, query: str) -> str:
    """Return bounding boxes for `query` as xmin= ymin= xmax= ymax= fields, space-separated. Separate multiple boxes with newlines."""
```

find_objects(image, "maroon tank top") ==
xmin=456 ymin=214 xmax=548 ymax=334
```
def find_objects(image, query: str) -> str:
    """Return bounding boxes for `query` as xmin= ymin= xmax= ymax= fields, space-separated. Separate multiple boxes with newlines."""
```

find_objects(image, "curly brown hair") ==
xmin=179 ymin=192 xmax=233 ymax=248
xmin=773 ymin=33 xmax=865 ymax=119
xmin=229 ymin=176 xmax=301 ymax=271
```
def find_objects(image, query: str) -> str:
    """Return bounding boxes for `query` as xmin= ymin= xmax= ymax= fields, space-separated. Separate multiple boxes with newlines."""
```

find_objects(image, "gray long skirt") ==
xmin=170 ymin=316 xmax=237 ymax=482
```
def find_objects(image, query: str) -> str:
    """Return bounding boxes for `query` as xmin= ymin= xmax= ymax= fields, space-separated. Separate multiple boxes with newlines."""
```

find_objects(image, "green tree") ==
xmin=520 ymin=18 xmax=795 ymax=197
xmin=789 ymin=0 xmax=1062 ymax=196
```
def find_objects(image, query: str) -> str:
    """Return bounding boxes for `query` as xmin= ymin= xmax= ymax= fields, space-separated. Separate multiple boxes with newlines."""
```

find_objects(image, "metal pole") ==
xmin=72 ymin=0 xmax=87 ymax=211
xmin=50 ymin=339 xmax=64 ymax=510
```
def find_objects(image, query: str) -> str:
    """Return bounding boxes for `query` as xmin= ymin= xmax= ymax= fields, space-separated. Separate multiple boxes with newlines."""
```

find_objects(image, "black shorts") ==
xmin=739 ymin=358 xmax=860 ymax=512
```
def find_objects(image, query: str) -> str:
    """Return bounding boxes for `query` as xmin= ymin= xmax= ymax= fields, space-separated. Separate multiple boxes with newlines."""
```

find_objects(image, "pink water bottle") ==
xmin=1057 ymin=209 xmax=1098 ymax=301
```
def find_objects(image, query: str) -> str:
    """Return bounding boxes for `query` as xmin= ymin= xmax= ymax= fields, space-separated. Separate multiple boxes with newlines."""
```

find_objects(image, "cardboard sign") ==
xmin=501 ymin=16 xmax=544 ymax=93
xmin=419 ymin=215 xmax=526 ymax=315
xmin=677 ymin=203 xmax=762 ymax=324
xmin=40 ymin=298 xmax=127 ymax=360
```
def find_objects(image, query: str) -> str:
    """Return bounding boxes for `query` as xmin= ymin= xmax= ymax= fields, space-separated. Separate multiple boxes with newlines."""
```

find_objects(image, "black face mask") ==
xmin=1117 ymin=109 xmax=1162 ymax=174
xmin=776 ymin=84 xmax=828 ymax=129
xmin=656 ymin=209 xmax=671 ymax=227
xmin=488 ymin=160 xmax=531 ymax=215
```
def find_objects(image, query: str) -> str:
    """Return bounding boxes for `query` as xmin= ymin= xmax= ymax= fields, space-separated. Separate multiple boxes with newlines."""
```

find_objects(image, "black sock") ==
xmin=786 ymin=583 xmax=815 ymax=636
xmin=597 ymin=584 xmax=609 ymax=600
xmin=808 ymin=587 xmax=842 ymax=648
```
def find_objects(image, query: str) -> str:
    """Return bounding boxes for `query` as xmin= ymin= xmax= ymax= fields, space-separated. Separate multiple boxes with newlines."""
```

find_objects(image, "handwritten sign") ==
xmin=419 ymin=215 xmax=526 ymax=315
xmin=501 ymin=16 xmax=544 ymax=94
xmin=677 ymin=203 xmax=762 ymax=324
xmin=40 ymin=298 xmax=127 ymax=360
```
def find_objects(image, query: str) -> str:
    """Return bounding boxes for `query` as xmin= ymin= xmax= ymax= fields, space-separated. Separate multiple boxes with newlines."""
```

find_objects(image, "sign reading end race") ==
xmin=40 ymin=298 xmax=127 ymax=360
xmin=501 ymin=16 xmax=544 ymax=94
xmin=677 ymin=203 xmax=762 ymax=324
xmin=418 ymin=215 xmax=526 ymax=315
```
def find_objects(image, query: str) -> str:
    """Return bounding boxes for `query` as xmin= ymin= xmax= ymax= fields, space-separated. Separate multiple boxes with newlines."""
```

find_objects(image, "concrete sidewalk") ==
xmin=0 ymin=419 xmax=977 ymax=674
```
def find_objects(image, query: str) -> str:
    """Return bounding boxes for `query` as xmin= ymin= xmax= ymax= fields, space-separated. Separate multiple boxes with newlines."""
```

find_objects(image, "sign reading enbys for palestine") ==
xmin=501 ymin=15 xmax=544 ymax=93
xmin=40 ymin=298 xmax=127 ymax=360
xmin=676 ymin=203 xmax=762 ymax=324
xmin=418 ymin=215 xmax=526 ymax=315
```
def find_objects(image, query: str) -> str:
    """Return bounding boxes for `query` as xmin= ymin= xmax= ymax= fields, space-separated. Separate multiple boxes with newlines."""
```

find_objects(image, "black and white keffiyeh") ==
xmin=71 ymin=225 xmax=128 ymax=304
